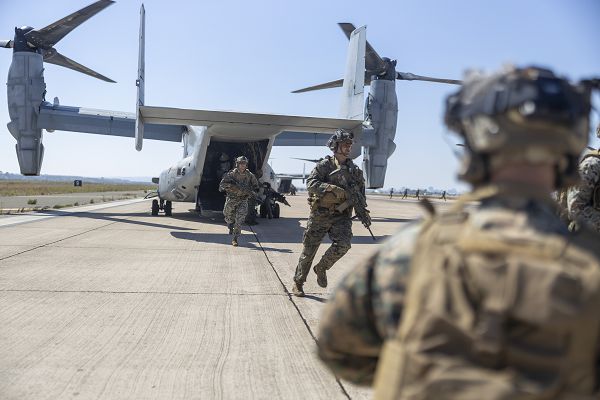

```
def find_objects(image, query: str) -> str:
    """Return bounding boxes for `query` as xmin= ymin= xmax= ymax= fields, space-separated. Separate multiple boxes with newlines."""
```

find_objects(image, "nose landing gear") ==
xmin=151 ymin=199 xmax=173 ymax=216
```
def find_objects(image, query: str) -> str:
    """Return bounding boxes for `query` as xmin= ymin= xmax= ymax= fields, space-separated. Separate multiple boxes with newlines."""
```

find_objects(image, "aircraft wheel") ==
xmin=151 ymin=199 xmax=159 ymax=216
xmin=273 ymin=203 xmax=280 ymax=219
xmin=164 ymin=201 xmax=173 ymax=216
xmin=259 ymin=203 xmax=267 ymax=218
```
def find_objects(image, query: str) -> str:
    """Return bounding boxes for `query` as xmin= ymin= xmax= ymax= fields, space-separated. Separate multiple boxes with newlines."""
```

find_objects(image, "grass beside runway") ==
xmin=0 ymin=180 xmax=155 ymax=196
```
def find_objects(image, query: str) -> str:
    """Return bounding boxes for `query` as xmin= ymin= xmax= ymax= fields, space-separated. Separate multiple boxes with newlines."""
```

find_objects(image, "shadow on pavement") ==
xmin=33 ymin=209 xmax=196 ymax=231
xmin=303 ymin=294 xmax=328 ymax=303
xmin=170 ymin=231 xmax=294 ymax=253
xmin=252 ymin=217 xmax=388 ymax=244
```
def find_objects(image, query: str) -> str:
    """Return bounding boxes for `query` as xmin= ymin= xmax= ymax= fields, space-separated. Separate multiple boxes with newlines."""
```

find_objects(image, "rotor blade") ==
xmin=292 ymin=74 xmax=374 ymax=93
xmin=291 ymin=157 xmax=320 ymax=163
xmin=25 ymin=0 xmax=115 ymax=49
xmin=44 ymin=49 xmax=115 ymax=82
xmin=397 ymin=71 xmax=462 ymax=85
xmin=0 ymin=39 xmax=13 ymax=48
xmin=338 ymin=22 xmax=386 ymax=73
xmin=292 ymin=78 xmax=344 ymax=93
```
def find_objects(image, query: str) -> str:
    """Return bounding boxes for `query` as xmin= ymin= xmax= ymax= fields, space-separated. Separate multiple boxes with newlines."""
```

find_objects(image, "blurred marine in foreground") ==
xmin=318 ymin=66 xmax=600 ymax=399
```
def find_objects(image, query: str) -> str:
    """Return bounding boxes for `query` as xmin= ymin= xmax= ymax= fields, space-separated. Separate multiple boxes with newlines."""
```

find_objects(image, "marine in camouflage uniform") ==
xmin=291 ymin=130 xmax=365 ymax=296
xmin=567 ymin=124 xmax=600 ymax=232
xmin=219 ymin=156 xmax=259 ymax=246
xmin=318 ymin=67 xmax=600 ymax=399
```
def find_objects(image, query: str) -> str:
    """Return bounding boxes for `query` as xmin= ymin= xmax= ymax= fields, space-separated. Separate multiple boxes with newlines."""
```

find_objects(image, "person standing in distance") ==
xmin=291 ymin=129 xmax=365 ymax=297
xmin=317 ymin=66 xmax=600 ymax=399
xmin=567 ymin=123 xmax=600 ymax=232
xmin=219 ymin=156 xmax=259 ymax=247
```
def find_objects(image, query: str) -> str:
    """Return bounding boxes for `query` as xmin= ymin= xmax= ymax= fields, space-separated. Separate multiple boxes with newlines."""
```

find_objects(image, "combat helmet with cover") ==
xmin=235 ymin=155 xmax=249 ymax=165
xmin=445 ymin=66 xmax=592 ymax=189
xmin=373 ymin=66 xmax=600 ymax=400
xmin=327 ymin=129 xmax=354 ymax=152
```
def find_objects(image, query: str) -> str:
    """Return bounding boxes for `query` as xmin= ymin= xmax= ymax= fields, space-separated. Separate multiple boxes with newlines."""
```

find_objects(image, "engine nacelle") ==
xmin=362 ymin=78 xmax=398 ymax=188
xmin=7 ymin=52 xmax=46 ymax=175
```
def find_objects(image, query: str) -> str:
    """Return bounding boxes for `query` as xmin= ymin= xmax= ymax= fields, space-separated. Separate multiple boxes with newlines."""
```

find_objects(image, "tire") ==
xmin=164 ymin=200 xmax=172 ymax=216
xmin=151 ymin=199 xmax=159 ymax=216
xmin=259 ymin=203 xmax=267 ymax=218
xmin=273 ymin=203 xmax=280 ymax=218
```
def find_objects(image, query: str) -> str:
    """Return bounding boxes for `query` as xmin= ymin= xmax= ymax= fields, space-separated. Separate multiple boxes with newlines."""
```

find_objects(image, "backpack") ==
xmin=373 ymin=189 xmax=600 ymax=400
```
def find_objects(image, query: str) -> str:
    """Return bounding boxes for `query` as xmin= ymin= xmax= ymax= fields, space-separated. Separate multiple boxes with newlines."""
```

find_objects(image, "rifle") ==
xmin=329 ymin=168 xmax=376 ymax=241
xmin=271 ymin=191 xmax=291 ymax=207
xmin=224 ymin=177 xmax=261 ymax=202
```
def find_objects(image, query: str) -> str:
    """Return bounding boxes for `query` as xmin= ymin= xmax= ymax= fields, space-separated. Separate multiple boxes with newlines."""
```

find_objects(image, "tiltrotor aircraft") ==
xmin=2 ymin=0 xmax=460 ymax=217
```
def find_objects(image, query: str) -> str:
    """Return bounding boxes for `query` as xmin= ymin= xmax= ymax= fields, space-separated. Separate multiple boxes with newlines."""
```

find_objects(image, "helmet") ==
xmin=444 ymin=66 xmax=592 ymax=188
xmin=219 ymin=153 xmax=230 ymax=162
xmin=235 ymin=156 xmax=248 ymax=165
xmin=327 ymin=129 xmax=354 ymax=151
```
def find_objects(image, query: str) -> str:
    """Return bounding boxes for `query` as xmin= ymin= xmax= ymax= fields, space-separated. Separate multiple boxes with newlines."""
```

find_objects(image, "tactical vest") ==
xmin=310 ymin=157 xmax=362 ymax=212
xmin=373 ymin=188 xmax=600 ymax=400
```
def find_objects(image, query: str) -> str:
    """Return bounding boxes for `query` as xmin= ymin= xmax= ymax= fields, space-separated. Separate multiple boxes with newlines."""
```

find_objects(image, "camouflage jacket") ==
xmin=317 ymin=186 xmax=600 ymax=387
xmin=307 ymin=156 xmax=365 ymax=211
xmin=219 ymin=168 xmax=259 ymax=199
xmin=568 ymin=153 xmax=600 ymax=232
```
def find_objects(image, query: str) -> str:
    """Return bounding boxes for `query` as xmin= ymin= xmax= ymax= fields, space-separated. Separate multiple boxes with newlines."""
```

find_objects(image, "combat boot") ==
xmin=227 ymin=223 xmax=234 ymax=235
xmin=232 ymin=235 xmax=238 ymax=247
xmin=313 ymin=263 xmax=327 ymax=288
xmin=291 ymin=282 xmax=304 ymax=297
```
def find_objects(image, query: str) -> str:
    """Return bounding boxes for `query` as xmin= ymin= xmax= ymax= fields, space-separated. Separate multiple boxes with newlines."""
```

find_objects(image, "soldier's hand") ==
xmin=326 ymin=184 xmax=346 ymax=200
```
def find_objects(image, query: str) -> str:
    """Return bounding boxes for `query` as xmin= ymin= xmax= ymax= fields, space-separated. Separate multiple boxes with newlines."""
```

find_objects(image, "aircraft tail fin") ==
xmin=135 ymin=4 xmax=145 ymax=151
xmin=339 ymin=25 xmax=366 ymax=120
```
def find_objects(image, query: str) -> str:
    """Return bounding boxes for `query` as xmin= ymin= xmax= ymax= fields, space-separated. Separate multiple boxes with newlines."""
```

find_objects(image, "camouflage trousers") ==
xmin=294 ymin=209 xmax=352 ymax=286
xmin=223 ymin=196 xmax=248 ymax=235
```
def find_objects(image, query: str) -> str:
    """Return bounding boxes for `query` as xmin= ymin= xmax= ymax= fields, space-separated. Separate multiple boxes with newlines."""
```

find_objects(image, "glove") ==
xmin=326 ymin=184 xmax=346 ymax=200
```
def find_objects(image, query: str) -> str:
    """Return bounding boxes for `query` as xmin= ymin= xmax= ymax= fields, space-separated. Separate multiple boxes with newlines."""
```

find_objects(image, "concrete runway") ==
xmin=0 ymin=194 xmax=454 ymax=399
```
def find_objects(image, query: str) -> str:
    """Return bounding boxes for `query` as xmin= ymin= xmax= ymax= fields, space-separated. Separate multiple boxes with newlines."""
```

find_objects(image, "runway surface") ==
xmin=0 ymin=194 xmax=453 ymax=399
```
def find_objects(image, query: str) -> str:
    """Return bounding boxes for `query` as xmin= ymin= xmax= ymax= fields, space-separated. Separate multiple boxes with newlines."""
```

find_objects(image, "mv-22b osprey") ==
xmin=2 ymin=0 xmax=460 ymax=217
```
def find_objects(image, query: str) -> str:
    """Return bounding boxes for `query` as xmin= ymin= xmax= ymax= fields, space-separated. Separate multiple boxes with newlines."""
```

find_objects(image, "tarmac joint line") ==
xmin=0 ymin=220 xmax=120 ymax=262
xmin=248 ymin=225 xmax=352 ymax=400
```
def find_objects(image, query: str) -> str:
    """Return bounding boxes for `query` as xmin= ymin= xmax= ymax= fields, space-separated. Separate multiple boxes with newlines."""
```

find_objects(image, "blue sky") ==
xmin=0 ymin=0 xmax=598 ymax=190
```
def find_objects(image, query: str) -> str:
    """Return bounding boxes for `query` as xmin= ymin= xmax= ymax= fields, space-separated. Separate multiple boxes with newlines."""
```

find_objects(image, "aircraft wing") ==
xmin=138 ymin=105 xmax=362 ymax=140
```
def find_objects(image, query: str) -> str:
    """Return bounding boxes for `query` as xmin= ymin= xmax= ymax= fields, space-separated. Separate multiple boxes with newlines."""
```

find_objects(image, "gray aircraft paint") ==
xmin=4 ymin=1 xmax=447 ymax=217
xmin=362 ymin=78 xmax=398 ymax=188
xmin=7 ymin=52 xmax=46 ymax=175
xmin=135 ymin=3 xmax=145 ymax=151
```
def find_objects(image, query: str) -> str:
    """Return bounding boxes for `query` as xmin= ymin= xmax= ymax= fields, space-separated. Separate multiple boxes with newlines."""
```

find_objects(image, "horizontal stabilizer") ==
xmin=43 ymin=49 xmax=115 ymax=82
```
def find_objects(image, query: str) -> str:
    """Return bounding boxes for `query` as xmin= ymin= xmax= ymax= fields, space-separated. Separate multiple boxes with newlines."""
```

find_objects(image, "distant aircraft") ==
xmin=1 ymin=0 xmax=460 ymax=217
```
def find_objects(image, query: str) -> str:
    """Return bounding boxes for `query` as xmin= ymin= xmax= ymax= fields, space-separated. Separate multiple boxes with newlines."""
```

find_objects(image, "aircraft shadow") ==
xmin=33 ymin=209 xmax=196 ymax=231
xmin=170 ymin=231 xmax=294 ymax=254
